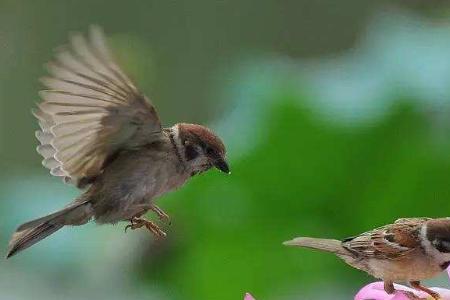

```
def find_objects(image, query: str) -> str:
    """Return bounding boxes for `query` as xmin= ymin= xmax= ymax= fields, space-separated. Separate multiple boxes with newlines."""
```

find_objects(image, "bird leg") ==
xmin=410 ymin=281 xmax=440 ymax=300
xmin=149 ymin=204 xmax=170 ymax=224
xmin=401 ymin=291 xmax=429 ymax=300
xmin=401 ymin=291 xmax=426 ymax=300
xmin=125 ymin=217 xmax=167 ymax=238
xmin=384 ymin=281 xmax=395 ymax=294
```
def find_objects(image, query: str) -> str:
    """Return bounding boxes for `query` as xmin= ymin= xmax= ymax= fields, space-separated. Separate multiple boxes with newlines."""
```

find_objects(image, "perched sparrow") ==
xmin=6 ymin=26 xmax=229 ymax=258
xmin=284 ymin=218 xmax=450 ymax=300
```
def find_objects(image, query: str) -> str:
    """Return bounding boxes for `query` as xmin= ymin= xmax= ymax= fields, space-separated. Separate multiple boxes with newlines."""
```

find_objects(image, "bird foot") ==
xmin=125 ymin=217 xmax=167 ymax=238
xmin=409 ymin=281 xmax=441 ymax=300
xmin=150 ymin=204 xmax=171 ymax=224
xmin=401 ymin=291 xmax=427 ymax=300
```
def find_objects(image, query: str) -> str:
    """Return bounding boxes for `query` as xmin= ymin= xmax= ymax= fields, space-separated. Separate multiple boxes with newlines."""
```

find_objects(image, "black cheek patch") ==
xmin=441 ymin=261 xmax=450 ymax=270
xmin=435 ymin=239 xmax=450 ymax=253
xmin=185 ymin=145 xmax=199 ymax=161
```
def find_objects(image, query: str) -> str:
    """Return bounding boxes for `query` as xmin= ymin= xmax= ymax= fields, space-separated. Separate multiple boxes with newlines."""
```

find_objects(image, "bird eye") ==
xmin=206 ymin=147 xmax=214 ymax=155
xmin=185 ymin=145 xmax=199 ymax=161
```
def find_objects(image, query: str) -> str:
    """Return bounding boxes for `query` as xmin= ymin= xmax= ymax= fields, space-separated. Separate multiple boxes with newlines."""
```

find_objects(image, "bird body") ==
xmin=361 ymin=249 xmax=442 ymax=282
xmin=7 ymin=27 xmax=229 ymax=258
xmin=284 ymin=218 xmax=450 ymax=299
xmin=87 ymin=128 xmax=190 ymax=224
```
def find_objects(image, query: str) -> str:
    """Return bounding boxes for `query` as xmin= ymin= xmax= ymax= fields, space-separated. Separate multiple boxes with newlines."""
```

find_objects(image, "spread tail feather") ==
xmin=6 ymin=222 xmax=64 ymax=258
xmin=17 ymin=200 xmax=90 ymax=231
xmin=283 ymin=237 xmax=349 ymax=256
xmin=6 ymin=200 xmax=93 ymax=258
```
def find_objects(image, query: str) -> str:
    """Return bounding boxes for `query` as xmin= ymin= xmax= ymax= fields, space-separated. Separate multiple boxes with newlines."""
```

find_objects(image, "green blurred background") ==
xmin=2 ymin=1 xmax=450 ymax=299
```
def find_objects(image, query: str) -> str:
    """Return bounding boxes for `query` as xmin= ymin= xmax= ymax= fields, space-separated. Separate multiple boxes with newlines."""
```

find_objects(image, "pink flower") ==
xmin=244 ymin=293 xmax=256 ymax=300
xmin=355 ymin=269 xmax=450 ymax=300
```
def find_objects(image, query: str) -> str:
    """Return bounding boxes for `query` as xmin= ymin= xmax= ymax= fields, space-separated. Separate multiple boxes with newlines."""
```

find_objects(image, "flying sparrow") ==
xmin=284 ymin=217 xmax=450 ymax=300
xmin=6 ymin=26 xmax=229 ymax=258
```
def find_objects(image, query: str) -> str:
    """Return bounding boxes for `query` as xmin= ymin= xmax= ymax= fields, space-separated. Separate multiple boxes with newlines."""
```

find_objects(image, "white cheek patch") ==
xmin=172 ymin=125 xmax=183 ymax=155
xmin=189 ymin=154 xmax=209 ymax=171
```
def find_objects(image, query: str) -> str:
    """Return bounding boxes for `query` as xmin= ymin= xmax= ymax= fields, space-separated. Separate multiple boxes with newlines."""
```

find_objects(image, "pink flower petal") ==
xmin=355 ymin=281 xmax=450 ymax=300
xmin=355 ymin=282 xmax=404 ymax=300
xmin=355 ymin=282 xmax=391 ymax=300
xmin=244 ymin=293 xmax=256 ymax=300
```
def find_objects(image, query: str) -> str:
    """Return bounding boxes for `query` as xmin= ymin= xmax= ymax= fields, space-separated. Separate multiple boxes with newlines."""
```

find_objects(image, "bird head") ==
xmin=425 ymin=218 xmax=450 ymax=256
xmin=174 ymin=123 xmax=229 ymax=175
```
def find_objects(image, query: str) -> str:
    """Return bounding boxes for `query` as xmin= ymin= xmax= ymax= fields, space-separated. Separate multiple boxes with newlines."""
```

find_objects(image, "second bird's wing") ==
xmin=34 ymin=26 xmax=162 ymax=188
xmin=342 ymin=220 xmax=426 ymax=260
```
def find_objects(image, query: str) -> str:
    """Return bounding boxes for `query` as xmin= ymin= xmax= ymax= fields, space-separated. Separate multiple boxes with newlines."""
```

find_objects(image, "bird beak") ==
xmin=214 ymin=158 xmax=230 ymax=174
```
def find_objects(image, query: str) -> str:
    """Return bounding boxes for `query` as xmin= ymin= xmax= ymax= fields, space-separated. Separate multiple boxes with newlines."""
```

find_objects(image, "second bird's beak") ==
xmin=214 ymin=158 xmax=230 ymax=174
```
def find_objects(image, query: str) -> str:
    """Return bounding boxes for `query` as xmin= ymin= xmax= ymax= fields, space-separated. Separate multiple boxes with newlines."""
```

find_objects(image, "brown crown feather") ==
xmin=177 ymin=123 xmax=226 ymax=156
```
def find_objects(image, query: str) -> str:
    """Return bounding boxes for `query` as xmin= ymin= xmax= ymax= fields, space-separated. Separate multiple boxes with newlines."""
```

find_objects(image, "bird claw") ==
xmin=150 ymin=205 xmax=171 ymax=225
xmin=401 ymin=291 xmax=426 ymax=300
xmin=124 ymin=217 xmax=167 ymax=238
xmin=409 ymin=281 xmax=441 ymax=300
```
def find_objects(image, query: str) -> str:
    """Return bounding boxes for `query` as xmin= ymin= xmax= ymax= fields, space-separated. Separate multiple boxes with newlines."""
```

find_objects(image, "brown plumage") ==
xmin=284 ymin=218 xmax=450 ymax=300
xmin=7 ymin=26 xmax=229 ymax=258
xmin=178 ymin=123 xmax=226 ymax=157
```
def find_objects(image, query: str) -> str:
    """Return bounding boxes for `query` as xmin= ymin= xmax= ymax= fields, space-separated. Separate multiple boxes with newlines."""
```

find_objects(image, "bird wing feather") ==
xmin=342 ymin=218 xmax=427 ymax=260
xmin=34 ymin=26 xmax=162 ymax=188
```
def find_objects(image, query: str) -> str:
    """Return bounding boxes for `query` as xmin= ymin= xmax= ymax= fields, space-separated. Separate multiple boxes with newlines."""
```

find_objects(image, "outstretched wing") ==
xmin=342 ymin=219 xmax=426 ymax=260
xmin=34 ymin=26 xmax=162 ymax=188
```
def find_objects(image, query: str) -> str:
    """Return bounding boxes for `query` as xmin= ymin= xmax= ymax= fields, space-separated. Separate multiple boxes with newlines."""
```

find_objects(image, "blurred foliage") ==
xmin=145 ymin=96 xmax=450 ymax=300
xmin=2 ymin=1 xmax=450 ymax=300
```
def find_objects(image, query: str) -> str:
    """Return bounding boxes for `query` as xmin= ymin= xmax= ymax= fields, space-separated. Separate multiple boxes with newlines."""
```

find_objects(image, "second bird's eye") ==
xmin=185 ymin=145 xmax=199 ymax=160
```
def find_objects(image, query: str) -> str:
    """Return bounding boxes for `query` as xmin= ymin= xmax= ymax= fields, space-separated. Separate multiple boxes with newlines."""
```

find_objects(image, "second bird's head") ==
xmin=173 ymin=123 xmax=229 ymax=175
